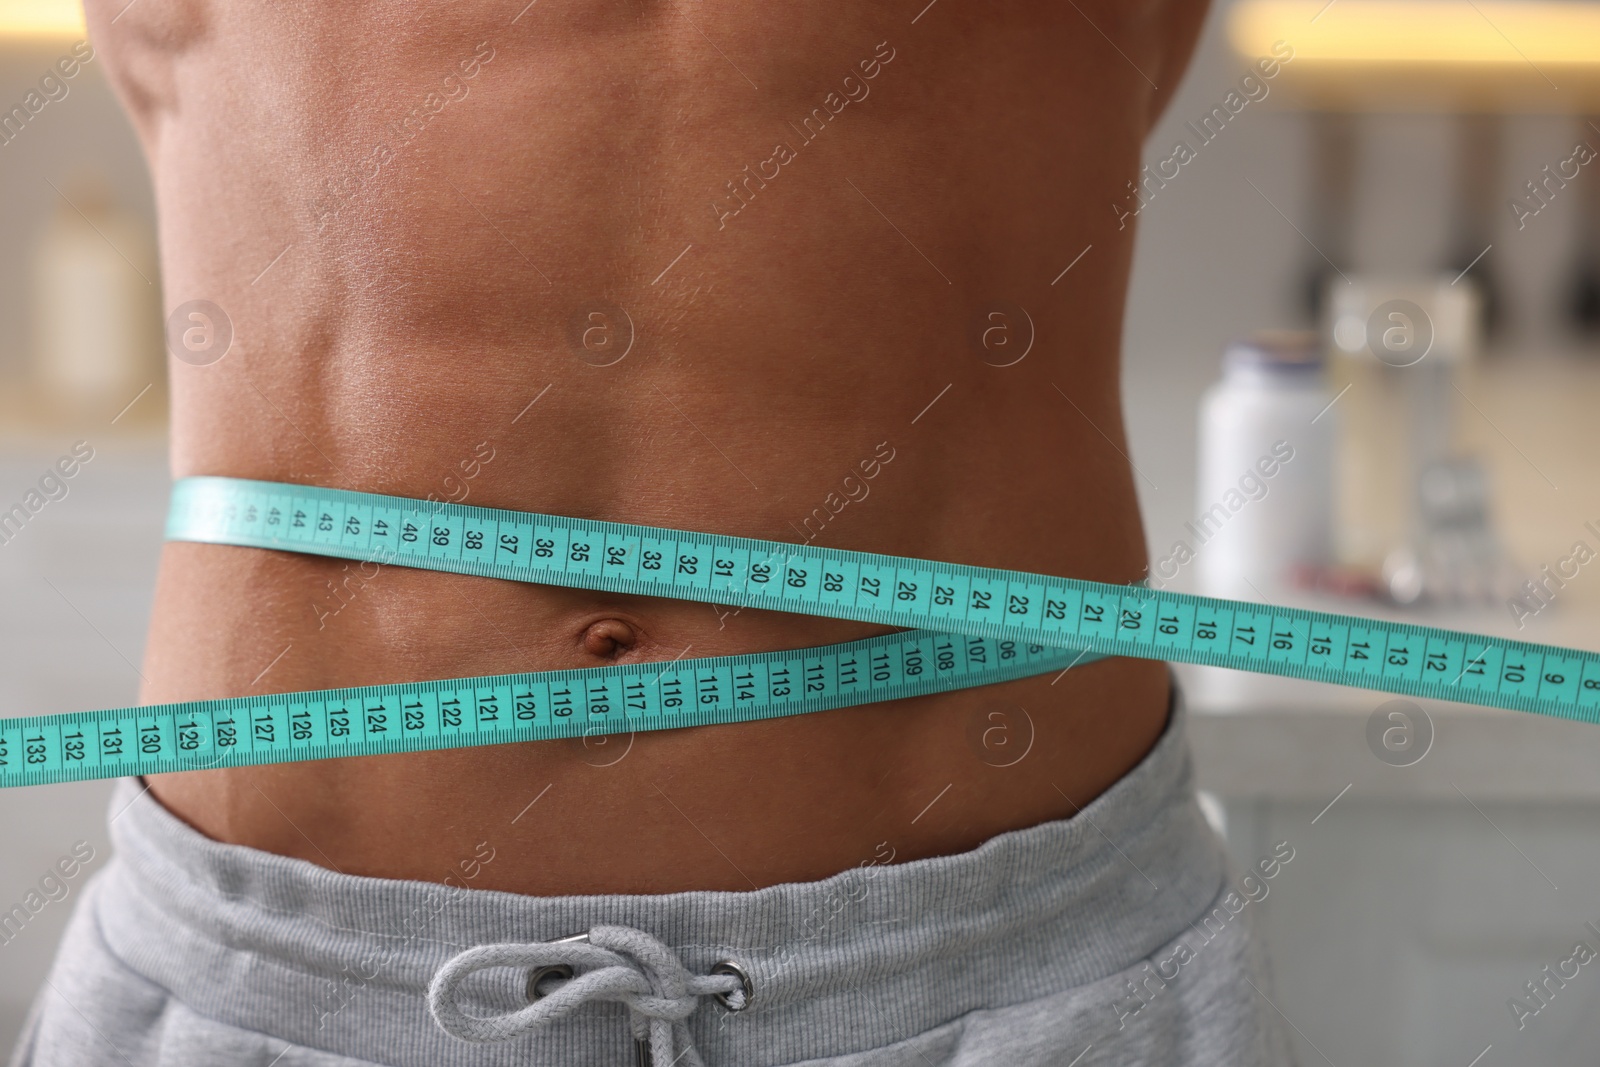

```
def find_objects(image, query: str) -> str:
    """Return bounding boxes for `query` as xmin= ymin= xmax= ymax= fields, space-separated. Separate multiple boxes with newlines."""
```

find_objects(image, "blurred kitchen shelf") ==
xmin=1230 ymin=0 xmax=1600 ymax=112
xmin=0 ymin=378 xmax=168 ymax=444
xmin=1240 ymin=63 xmax=1600 ymax=114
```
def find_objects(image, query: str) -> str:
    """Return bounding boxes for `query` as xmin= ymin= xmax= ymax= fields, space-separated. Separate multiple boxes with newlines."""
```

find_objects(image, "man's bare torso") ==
xmin=88 ymin=0 xmax=1207 ymax=893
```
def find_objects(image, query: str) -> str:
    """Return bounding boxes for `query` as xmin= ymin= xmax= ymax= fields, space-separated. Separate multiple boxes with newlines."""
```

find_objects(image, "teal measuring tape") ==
xmin=3 ymin=475 xmax=1596 ymax=787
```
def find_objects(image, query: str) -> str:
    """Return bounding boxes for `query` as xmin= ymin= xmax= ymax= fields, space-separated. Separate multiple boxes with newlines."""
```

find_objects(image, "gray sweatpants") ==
xmin=10 ymin=699 xmax=1294 ymax=1066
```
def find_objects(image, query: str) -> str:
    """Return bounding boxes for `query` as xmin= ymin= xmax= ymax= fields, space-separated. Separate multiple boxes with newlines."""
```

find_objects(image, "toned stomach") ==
xmin=95 ymin=0 xmax=1182 ymax=894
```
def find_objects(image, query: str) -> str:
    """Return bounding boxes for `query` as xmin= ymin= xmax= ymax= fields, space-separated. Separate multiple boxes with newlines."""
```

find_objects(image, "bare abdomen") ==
xmin=91 ymin=0 xmax=1176 ymax=891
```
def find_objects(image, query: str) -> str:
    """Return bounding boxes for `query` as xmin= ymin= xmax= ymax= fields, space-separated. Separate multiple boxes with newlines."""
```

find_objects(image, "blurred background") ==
xmin=4 ymin=0 xmax=1600 ymax=1062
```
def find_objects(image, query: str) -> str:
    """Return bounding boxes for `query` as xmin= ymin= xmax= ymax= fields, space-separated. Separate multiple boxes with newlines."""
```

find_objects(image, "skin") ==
xmin=87 ymin=0 xmax=1210 ymax=895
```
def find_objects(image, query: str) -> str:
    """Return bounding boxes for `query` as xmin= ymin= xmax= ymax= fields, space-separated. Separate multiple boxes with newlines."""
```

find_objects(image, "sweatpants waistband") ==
xmin=94 ymin=700 xmax=1226 ymax=1065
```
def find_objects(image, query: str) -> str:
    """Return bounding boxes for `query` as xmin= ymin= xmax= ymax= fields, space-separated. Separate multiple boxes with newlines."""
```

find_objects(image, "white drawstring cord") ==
xmin=428 ymin=925 xmax=751 ymax=1067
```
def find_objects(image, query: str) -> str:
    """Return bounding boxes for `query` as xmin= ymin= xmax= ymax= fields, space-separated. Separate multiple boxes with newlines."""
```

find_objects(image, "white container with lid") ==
xmin=1193 ymin=331 xmax=1336 ymax=602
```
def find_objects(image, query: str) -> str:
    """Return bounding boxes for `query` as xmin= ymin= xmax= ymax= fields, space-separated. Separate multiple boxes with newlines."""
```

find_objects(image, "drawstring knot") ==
xmin=428 ymin=925 xmax=751 ymax=1067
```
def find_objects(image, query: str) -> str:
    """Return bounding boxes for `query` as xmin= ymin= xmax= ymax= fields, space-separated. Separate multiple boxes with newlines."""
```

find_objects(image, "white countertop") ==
xmin=1187 ymin=698 xmax=1600 ymax=803
xmin=1176 ymin=587 xmax=1600 ymax=801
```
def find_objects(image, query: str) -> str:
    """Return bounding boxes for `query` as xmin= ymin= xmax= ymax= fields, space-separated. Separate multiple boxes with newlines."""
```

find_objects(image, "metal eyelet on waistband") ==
xmin=709 ymin=960 xmax=754 ymax=1011
xmin=526 ymin=933 xmax=588 ymax=1002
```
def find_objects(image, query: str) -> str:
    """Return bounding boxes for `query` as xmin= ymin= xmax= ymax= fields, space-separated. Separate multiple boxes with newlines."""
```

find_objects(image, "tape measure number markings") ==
xmin=0 ymin=629 xmax=1091 ymax=787
xmin=2 ymin=474 xmax=1595 ymax=787
xmin=167 ymin=477 xmax=1600 ymax=722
